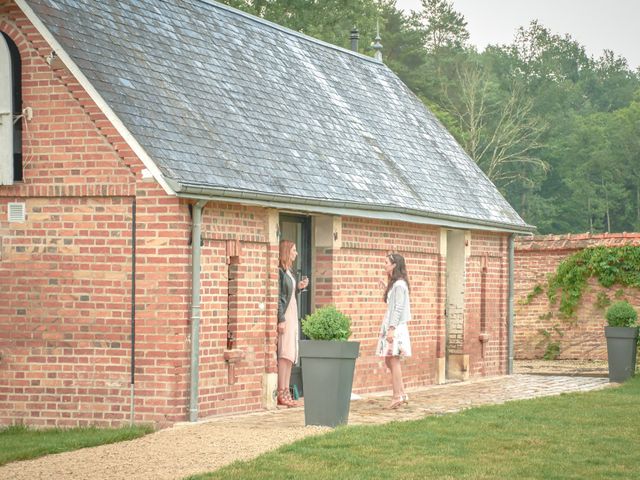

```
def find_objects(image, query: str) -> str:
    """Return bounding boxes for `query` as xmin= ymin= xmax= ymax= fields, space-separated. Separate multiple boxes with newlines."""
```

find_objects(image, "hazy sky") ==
xmin=395 ymin=0 xmax=640 ymax=69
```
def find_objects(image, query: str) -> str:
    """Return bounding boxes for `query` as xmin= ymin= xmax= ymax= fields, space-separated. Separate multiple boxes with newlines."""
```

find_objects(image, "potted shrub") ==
xmin=299 ymin=305 xmax=360 ymax=427
xmin=604 ymin=300 xmax=638 ymax=382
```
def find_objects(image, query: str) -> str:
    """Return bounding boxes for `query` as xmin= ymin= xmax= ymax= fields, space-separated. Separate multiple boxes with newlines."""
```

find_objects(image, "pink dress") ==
xmin=278 ymin=270 xmax=299 ymax=363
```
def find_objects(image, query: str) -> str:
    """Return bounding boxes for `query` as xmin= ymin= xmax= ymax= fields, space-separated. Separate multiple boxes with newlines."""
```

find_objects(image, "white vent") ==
xmin=8 ymin=202 xmax=25 ymax=222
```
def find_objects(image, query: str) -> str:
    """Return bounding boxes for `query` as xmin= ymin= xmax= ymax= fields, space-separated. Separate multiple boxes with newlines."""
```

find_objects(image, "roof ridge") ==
xmin=194 ymin=0 xmax=383 ymax=65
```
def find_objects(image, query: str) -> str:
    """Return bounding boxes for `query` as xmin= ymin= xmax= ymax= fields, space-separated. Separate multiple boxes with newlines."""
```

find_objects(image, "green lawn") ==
xmin=189 ymin=376 xmax=640 ymax=480
xmin=0 ymin=424 xmax=154 ymax=466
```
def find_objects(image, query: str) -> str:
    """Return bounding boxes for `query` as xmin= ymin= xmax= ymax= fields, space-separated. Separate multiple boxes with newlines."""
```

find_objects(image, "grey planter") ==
xmin=299 ymin=340 xmax=360 ymax=427
xmin=605 ymin=326 xmax=639 ymax=383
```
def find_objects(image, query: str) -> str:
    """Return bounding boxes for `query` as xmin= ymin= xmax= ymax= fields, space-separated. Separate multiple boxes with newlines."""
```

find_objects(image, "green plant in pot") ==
xmin=604 ymin=300 xmax=638 ymax=382
xmin=299 ymin=305 xmax=360 ymax=427
xmin=301 ymin=305 xmax=352 ymax=340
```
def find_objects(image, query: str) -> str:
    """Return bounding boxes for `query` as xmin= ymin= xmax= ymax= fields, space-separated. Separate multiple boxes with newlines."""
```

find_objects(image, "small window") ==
xmin=1 ymin=32 xmax=22 ymax=185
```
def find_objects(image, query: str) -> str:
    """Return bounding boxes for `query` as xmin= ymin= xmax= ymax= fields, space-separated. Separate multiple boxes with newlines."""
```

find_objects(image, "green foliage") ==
xmin=547 ymin=246 xmax=640 ymax=318
xmin=537 ymin=325 xmax=564 ymax=360
xmin=195 ymin=377 xmax=640 ymax=480
xmin=605 ymin=300 xmax=638 ymax=327
xmin=595 ymin=291 xmax=611 ymax=309
xmin=522 ymin=284 xmax=544 ymax=305
xmin=0 ymin=424 xmax=154 ymax=466
xmin=301 ymin=305 xmax=352 ymax=341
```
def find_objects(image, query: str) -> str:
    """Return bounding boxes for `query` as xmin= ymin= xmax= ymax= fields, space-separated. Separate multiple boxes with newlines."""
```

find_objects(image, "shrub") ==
xmin=301 ymin=305 xmax=352 ymax=341
xmin=605 ymin=301 xmax=638 ymax=327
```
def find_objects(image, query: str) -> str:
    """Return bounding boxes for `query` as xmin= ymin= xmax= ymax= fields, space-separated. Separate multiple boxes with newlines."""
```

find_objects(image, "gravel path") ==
xmin=0 ymin=413 xmax=329 ymax=480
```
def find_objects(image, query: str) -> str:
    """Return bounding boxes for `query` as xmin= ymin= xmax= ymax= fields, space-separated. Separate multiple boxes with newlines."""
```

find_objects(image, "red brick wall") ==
xmin=1 ymin=4 xmax=193 ymax=427
xmin=336 ymin=217 xmax=442 ymax=392
xmin=197 ymin=205 xmax=274 ymax=418
xmin=514 ymin=233 xmax=640 ymax=360
xmin=466 ymin=233 xmax=509 ymax=376
xmin=333 ymin=218 xmax=510 ymax=392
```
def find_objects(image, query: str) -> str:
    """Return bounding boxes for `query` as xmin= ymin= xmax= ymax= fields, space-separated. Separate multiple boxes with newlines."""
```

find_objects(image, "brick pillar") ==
xmin=313 ymin=215 xmax=341 ymax=308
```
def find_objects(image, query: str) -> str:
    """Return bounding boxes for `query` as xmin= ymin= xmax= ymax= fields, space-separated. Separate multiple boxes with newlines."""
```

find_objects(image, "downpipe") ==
xmin=507 ymin=234 xmax=515 ymax=374
xmin=189 ymin=200 xmax=207 ymax=422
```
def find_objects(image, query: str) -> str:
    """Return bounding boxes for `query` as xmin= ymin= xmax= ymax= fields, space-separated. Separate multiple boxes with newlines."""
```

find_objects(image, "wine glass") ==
xmin=300 ymin=274 xmax=309 ymax=293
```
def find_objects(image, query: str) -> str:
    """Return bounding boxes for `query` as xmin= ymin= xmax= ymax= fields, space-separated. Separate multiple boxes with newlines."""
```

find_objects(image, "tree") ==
xmin=441 ymin=61 xmax=548 ymax=188
xmin=413 ymin=0 xmax=468 ymax=52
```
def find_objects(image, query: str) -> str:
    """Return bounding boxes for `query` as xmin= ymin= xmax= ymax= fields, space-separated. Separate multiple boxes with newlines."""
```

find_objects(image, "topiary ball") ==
xmin=605 ymin=300 xmax=638 ymax=327
xmin=301 ymin=305 xmax=352 ymax=341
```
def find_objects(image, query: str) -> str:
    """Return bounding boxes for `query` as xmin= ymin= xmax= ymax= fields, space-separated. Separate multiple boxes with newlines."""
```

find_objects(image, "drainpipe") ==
xmin=507 ymin=234 xmax=515 ymax=374
xmin=189 ymin=200 xmax=207 ymax=422
xmin=130 ymin=197 xmax=137 ymax=425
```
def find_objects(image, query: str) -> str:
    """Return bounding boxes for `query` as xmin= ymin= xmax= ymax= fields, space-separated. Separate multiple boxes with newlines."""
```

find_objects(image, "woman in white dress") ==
xmin=377 ymin=253 xmax=412 ymax=409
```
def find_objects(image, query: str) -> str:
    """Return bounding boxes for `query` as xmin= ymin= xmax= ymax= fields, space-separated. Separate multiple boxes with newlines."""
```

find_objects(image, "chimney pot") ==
xmin=350 ymin=26 xmax=359 ymax=52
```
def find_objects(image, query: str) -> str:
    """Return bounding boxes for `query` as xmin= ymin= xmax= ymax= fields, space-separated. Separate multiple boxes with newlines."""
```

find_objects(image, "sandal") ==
xmin=387 ymin=396 xmax=404 ymax=409
xmin=277 ymin=389 xmax=296 ymax=408
xmin=284 ymin=389 xmax=301 ymax=407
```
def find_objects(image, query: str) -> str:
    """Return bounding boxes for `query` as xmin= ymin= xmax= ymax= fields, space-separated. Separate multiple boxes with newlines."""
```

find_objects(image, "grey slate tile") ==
xmin=24 ymin=0 xmax=529 ymax=229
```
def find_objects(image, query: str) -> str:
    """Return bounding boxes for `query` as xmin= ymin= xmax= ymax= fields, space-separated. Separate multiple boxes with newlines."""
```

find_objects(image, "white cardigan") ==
xmin=384 ymin=279 xmax=411 ymax=328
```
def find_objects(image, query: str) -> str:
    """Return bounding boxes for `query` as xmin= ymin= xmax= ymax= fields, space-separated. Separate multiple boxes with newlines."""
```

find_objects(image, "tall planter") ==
xmin=299 ymin=340 xmax=360 ymax=427
xmin=605 ymin=326 xmax=638 ymax=382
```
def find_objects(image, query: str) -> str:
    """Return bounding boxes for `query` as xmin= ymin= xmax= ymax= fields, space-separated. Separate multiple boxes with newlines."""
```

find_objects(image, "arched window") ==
xmin=1 ymin=32 xmax=22 ymax=184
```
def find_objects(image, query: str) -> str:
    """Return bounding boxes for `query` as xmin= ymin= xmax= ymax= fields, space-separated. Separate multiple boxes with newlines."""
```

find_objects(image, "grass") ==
xmin=189 ymin=376 xmax=640 ymax=480
xmin=0 ymin=423 xmax=154 ymax=466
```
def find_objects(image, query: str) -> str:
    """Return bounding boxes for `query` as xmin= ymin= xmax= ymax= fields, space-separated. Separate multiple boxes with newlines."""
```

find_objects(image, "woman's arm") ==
xmin=277 ymin=269 xmax=287 ymax=323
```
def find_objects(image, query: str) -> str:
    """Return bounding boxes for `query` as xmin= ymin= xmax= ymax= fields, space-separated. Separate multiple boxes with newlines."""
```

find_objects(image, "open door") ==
xmin=279 ymin=214 xmax=312 ymax=396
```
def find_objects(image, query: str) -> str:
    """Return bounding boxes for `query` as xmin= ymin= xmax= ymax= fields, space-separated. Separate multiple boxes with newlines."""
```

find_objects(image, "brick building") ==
xmin=1 ymin=0 xmax=532 ymax=428
xmin=514 ymin=233 xmax=640 ymax=360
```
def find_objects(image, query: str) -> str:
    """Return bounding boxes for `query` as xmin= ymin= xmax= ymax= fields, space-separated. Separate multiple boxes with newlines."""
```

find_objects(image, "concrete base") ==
xmin=263 ymin=372 xmax=278 ymax=410
xmin=447 ymin=354 xmax=469 ymax=381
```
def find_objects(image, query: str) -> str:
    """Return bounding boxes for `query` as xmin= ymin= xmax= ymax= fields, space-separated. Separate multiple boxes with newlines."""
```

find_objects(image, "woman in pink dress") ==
xmin=377 ymin=253 xmax=412 ymax=409
xmin=277 ymin=240 xmax=309 ymax=408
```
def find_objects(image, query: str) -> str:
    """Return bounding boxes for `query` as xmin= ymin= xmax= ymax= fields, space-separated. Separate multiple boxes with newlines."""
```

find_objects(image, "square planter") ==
xmin=605 ymin=326 xmax=639 ymax=382
xmin=299 ymin=340 xmax=360 ymax=427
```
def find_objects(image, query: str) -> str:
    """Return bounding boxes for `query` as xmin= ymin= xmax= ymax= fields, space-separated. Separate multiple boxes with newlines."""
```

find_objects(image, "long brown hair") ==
xmin=279 ymin=240 xmax=295 ymax=271
xmin=384 ymin=253 xmax=410 ymax=302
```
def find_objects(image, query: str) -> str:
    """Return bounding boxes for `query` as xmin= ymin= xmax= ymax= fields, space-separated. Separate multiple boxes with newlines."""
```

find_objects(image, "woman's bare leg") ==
xmin=389 ymin=357 xmax=404 ymax=398
xmin=278 ymin=358 xmax=293 ymax=391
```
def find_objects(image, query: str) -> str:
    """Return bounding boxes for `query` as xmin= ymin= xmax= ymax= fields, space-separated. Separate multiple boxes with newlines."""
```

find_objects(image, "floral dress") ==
xmin=376 ymin=279 xmax=412 ymax=357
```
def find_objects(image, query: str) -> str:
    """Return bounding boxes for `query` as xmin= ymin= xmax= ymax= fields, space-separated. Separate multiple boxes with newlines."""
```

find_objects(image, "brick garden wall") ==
xmin=514 ymin=233 xmax=640 ymax=360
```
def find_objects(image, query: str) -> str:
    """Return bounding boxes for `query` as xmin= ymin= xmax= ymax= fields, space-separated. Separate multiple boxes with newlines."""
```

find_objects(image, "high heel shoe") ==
xmin=277 ymin=388 xmax=295 ymax=408
xmin=284 ymin=389 xmax=301 ymax=407
xmin=387 ymin=396 xmax=404 ymax=409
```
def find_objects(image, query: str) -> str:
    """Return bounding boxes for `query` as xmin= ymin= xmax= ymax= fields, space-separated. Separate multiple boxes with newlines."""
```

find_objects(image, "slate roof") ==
xmin=22 ymin=0 xmax=532 ymax=231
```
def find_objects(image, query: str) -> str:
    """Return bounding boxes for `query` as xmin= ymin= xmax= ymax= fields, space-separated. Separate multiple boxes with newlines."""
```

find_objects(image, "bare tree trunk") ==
xmin=603 ymin=179 xmax=610 ymax=233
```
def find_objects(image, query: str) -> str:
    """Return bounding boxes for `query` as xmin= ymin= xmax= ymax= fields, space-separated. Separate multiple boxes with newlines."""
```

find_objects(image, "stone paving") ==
xmin=221 ymin=374 xmax=612 ymax=429
xmin=0 ymin=374 xmax=613 ymax=480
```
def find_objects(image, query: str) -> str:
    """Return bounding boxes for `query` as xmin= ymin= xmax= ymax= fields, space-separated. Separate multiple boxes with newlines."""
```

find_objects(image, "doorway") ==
xmin=279 ymin=214 xmax=312 ymax=396
xmin=445 ymin=229 xmax=466 ymax=380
